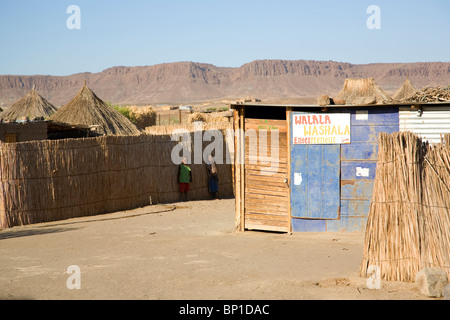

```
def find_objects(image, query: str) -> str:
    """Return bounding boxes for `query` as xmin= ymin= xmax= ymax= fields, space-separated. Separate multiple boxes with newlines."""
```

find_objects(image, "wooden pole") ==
xmin=233 ymin=108 xmax=241 ymax=231
xmin=286 ymin=107 xmax=293 ymax=234
xmin=240 ymin=106 xmax=245 ymax=232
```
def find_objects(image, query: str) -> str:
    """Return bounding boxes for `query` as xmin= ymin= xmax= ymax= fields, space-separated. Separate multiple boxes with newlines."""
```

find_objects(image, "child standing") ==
xmin=178 ymin=157 xmax=192 ymax=201
xmin=206 ymin=155 xmax=219 ymax=199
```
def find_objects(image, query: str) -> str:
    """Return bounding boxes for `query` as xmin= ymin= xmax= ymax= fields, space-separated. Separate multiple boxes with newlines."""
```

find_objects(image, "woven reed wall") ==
xmin=360 ymin=132 xmax=450 ymax=282
xmin=0 ymin=132 xmax=233 ymax=228
xmin=145 ymin=122 xmax=233 ymax=135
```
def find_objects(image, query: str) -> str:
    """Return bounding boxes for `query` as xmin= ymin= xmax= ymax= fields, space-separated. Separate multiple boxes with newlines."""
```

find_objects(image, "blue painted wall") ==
xmin=290 ymin=144 xmax=340 ymax=219
xmin=290 ymin=107 xmax=399 ymax=232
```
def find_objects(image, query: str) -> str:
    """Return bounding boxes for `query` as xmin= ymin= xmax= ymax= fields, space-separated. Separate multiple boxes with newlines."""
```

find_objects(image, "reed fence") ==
xmin=0 ymin=132 xmax=233 ymax=228
xmin=360 ymin=132 xmax=450 ymax=282
xmin=145 ymin=122 xmax=233 ymax=135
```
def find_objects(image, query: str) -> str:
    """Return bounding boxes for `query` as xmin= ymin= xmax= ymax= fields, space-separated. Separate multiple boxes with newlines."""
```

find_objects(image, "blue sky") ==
xmin=0 ymin=0 xmax=449 ymax=75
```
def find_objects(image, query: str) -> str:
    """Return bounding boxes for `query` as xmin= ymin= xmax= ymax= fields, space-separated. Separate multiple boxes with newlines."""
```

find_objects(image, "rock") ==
xmin=415 ymin=268 xmax=448 ymax=298
xmin=444 ymin=284 xmax=450 ymax=300
xmin=332 ymin=98 xmax=346 ymax=105
xmin=317 ymin=95 xmax=331 ymax=106
xmin=353 ymin=96 xmax=377 ymax=105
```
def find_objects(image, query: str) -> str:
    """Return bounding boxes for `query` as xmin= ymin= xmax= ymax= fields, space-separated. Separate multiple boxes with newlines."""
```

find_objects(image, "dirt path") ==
xmin=0 ymin=199 xmax=430 ymax=300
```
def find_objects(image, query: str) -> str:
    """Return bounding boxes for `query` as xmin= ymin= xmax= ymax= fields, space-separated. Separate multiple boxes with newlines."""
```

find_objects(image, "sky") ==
xmin=0 ymin=0 xmax=449 ymax=76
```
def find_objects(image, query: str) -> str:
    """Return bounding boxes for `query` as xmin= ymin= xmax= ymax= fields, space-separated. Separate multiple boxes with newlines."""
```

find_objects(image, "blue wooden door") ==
xmin=290 ymin=143 xmax=340 ymax=219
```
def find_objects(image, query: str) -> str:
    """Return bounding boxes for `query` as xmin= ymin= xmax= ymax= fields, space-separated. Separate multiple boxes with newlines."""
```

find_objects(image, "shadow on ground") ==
xmin=0 ymin=227 xmax=78 ymax=240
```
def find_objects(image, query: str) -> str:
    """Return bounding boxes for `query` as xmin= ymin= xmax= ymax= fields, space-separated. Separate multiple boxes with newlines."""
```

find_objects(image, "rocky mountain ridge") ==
xmin=0 ymin=60 xmax=449 ymax=107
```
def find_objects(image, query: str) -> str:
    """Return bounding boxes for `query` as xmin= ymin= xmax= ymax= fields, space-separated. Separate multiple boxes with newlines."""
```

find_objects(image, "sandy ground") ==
xmin=0 ymin=198 xmax=433 ymax=300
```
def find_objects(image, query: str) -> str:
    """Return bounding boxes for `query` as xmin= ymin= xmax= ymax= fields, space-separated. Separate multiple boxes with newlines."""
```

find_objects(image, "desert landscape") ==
xmin=0 ymin=198 xmax=431 ymax=300
xmin=0 ymin=60 xmax=449 ymax=303
xmin=2 ymin=1 xmax=450 ymax=307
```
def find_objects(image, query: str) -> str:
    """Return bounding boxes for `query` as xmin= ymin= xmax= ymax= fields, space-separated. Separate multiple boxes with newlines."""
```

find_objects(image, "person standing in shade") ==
xmin=178 ymin=157 xmax=192 ymax=201
xmin=206 ymin=155 xmax=219 ymax=199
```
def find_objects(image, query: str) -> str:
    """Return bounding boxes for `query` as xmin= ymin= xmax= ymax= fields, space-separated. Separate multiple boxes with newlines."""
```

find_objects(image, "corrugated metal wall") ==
xmin=400 ymin=106 xmax=450 ymax=144
xmin=330 ymin=107 xmax=399 ymax=232
xmin=290 ymin=107 xmax=399 ymax=232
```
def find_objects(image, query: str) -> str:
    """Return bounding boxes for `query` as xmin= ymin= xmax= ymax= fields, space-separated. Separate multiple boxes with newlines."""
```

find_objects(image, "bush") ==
xmin=113 ymin=105 xmax=132 ymax=120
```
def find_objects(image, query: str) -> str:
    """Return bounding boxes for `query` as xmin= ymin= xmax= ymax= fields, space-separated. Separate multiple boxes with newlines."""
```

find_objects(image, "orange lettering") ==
xmin=312 ymin=115 xmax=319 ymax=124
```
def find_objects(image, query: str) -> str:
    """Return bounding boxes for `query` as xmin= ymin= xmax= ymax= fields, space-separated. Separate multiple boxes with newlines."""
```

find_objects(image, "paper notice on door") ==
xmin=356 ymin=110 xmax=368 ymax=120
xmin=356 ymin=167 xmax=370 ymax=177
xmin=294 ymin=172 xmax=302 ymax=186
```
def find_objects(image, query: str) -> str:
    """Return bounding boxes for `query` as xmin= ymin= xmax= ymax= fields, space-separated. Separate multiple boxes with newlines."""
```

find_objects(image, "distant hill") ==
xmin=0 ymin=60 xmax=449 ymax=107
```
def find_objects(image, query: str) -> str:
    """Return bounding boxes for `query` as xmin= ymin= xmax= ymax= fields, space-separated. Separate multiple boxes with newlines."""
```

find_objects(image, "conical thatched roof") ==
xmin=393 ymin=78 xmax=417 ymax=101
xmin=335 ymin=78 xmax=393 ymax=105
xmin=0 ymin=89 xmax=57 ymax=121
xmin=49 ymin=84 xmax=141 ymax=136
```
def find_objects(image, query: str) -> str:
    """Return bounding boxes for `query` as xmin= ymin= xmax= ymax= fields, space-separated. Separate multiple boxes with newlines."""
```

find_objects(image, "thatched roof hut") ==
xmin=49 ymin=84 xmax=141 ymax=136
xmin=335 ymin=78 xmax=393 ymax=105
xmin=393 ymin=78 xmax=417 ymax=101
xmin=0 ymin=88 xmax=57 ymax=121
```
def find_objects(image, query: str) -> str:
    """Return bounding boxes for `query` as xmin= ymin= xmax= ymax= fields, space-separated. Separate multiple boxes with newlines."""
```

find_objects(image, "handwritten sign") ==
xmin=292 ymin=113 xmax=351 ymax=145
xmin=257 ymin=119 xmax=279 ymax=131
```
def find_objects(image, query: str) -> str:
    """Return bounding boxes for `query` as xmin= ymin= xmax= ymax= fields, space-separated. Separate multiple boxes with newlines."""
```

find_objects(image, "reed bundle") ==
xmin=360 ymin=132 xmax=450 ymax=282
xmin=336 ymin=78 xmax=393 ymax=105
xmin=204 ymin=111 xmax=233 ymax=123
xmin=127 ymin=106 xmax=157 ymax=130
xmin=393 ymin=78 xmax=417 ymax=101
xmin=317 ymin=94 xmax=331 ymax=106
xmin=188 ymin=112 xmax=207 ymax=123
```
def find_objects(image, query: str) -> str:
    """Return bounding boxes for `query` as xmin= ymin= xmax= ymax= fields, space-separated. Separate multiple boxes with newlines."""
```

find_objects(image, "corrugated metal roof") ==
xmin=230 ymin=102 xmax=450 ymax=109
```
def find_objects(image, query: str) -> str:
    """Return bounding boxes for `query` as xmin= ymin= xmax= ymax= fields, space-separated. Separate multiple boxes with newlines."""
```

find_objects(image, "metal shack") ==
xmin=231 ymin=101 xmax=450 ymax=233
xmin=230 ymin=102 xmax=423 ymax=233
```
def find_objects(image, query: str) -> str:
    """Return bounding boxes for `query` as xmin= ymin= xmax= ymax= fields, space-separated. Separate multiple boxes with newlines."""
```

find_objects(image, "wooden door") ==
xmin=243 ymin=119 xmax=290 ymax=232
